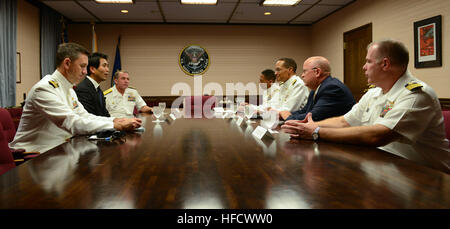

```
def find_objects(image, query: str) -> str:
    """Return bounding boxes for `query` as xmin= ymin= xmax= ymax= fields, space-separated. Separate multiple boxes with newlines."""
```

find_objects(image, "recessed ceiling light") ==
xmin=264 ymin=12 xmax=272 ymax=15
xmin=121 ymin=10 xmax=129 ymax=13
xmin=181 ymin=0 xmax=217 ymax=5
xmin=95 ymin=0 xmax=133 ymax=3
xmin=261 ymin=0 xmax=302 ymax=6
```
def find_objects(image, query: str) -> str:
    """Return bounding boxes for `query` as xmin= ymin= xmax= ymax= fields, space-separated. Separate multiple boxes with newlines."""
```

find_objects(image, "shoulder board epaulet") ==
xmin=128 ymin=86 xmax=136 ymax=89
xmin=363 ymin=84 xmax=376 ymax=93
xmin=103 ymin=88 xmax=113 ymax=95
xmin=48 ymin=80 xmax=59 ymax=88
xmin=405 ymin=82 xmax=423 ymax=91
xmin=291 ymin=79 xmax=297 ymax=85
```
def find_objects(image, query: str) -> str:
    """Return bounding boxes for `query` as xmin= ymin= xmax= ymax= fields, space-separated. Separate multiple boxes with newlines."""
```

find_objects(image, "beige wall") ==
xmin=312 ymin=0 xmax=450 ymax=98
xmin=68 ymin=24 xmax=311 ymax=96
xmin=16 ymin=0 xmax=449 ymax=100
xmin=16 ymin=0 xmax=40 ymax=106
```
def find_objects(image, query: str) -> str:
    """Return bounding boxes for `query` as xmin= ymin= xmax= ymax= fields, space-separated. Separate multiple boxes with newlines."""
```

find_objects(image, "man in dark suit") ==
xmin=279 ymin=56 xmax=355 ymax=121
xmin=75 ymin=52 xmax=110 ymax=117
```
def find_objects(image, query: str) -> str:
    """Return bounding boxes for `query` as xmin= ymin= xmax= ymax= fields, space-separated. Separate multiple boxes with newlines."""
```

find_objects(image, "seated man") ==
xmin=281 ymin=39 xmax=450 ymax=173
xmin=104 ymin=70 xmax=152 ymax=118
xmin=279 ymin=56 xmax=355 ymax=121
xmin=10 ymin=43 xmax=141 ymax=153
xmin=257 ymin=69 xmax=280 ymax=112
xmin=75 ymin=52 xmax=111 ymax=117
xmin=240 ymin=69 xmax=280 ymax=112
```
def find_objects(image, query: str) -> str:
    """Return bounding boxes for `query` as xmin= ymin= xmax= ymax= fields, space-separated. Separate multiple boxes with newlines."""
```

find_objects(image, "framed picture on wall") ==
xmin=414 ymin=15 xmax=442 ymax=68
xmin=16 ymin=52 xmax=21 ymax=83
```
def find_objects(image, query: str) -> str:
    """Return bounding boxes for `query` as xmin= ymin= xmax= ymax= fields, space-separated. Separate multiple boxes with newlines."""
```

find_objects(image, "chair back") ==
xmin=443 ymin=110 xmax=450 ymax=143
xmin=0 ymin=122 xmax=15 ymax=176
xmin=0 ymin=107 xmax=16 ymax=142
xmin=184 ymin=96 xmax=216 ymax=118
xmin=6 ymin=107 xmax=22 ymax=130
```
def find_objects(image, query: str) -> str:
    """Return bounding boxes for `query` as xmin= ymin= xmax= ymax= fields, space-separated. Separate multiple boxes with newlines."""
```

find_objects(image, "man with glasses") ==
xmin=282 ymin=40 xmax=450 ymax=173
xmin=279 ymin=56 xmax=355 ymax=121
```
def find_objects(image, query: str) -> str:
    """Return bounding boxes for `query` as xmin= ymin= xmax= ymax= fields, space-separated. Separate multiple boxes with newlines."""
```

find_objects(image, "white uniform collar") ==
xmin=54 ymin=70 xmax=75 ymax=90
xmin=86 ymin=75 xmax=100 ymax=89
xmin=386 ymin=71 xmax=413 ymax=101
xmin=280 ymin=74 xmax=299 ymax=87
xmin=113 ymin=85 xmax=129 ymax=95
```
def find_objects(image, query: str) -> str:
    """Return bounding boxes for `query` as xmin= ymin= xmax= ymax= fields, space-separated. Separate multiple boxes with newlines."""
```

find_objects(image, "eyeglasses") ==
xmin=302 ymin=67 xmax=318 ymax=74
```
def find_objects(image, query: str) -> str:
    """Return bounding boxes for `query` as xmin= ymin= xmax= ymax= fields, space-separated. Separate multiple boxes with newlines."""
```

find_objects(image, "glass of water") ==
xmin=152 ymin=106 xmax=164 ymax=123
xmin=244 ymin=105 xmax=255 ymax=123
xmin=159 ymin=102 xmax=166 ymax=113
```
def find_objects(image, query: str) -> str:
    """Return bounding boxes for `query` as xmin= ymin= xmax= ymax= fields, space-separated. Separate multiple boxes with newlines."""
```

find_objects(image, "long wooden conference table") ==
xmin=1 ymin=112 xmax=449 ymax=209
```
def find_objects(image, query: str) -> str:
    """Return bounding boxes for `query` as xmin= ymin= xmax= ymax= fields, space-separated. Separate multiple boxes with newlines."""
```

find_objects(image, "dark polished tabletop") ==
xmin=1 ymin=112 xmax=449 ymax=209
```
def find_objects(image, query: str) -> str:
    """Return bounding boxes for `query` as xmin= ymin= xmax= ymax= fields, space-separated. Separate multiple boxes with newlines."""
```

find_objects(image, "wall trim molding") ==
xmin=440 ymin=98 xmax=450 ymax=110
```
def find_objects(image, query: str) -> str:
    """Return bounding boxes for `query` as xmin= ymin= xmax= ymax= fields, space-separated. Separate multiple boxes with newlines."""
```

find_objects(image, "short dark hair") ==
xmin=368 ymin=39 xmax=409 ymax=69
xmin=87 ymin=52 xmax=108 ymax=75
xmin=278 ymin=57 xmax=297 ymax=72
xmin=56 ymin=43 xmax=89 ymax=67
xmin=261 ymin=69 xmax=275 ymax=81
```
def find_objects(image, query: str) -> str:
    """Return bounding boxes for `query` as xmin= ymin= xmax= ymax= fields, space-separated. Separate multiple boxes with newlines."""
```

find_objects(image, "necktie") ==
xmin=97 ymin=86 xmax=103 ymax=107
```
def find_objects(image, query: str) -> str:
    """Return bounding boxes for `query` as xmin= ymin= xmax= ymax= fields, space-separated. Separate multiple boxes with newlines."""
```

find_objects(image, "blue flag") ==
xmin=111 ymin=36 xmax=121 ymax=87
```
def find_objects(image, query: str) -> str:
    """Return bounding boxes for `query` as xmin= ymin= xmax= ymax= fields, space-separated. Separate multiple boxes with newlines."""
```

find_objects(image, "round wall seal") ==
xmin=179 ymin=45 xmax=210 ymax=76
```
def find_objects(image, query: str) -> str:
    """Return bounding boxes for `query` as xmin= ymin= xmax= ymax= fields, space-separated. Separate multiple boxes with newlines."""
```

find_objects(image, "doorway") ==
xmin=344 ymin=23 xmax=372 ymax=102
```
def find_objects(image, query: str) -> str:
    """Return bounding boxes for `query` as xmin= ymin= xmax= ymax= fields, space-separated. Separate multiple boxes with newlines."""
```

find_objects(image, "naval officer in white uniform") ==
xmin=282 ymin=39 xmax=450 ymax=173
xmin=272 ymin=58 xmax=309 ymax=113
xmin=104 ymin=70 xmax=152 ymax=118
xmin=10 ymin=43 xmax=141 ymax=153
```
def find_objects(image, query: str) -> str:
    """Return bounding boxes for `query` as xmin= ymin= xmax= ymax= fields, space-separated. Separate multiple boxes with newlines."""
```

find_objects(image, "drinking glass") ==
xmin=244 ymin=105 xmax=255 ymax=123
xmin=152 ymin=106 xmax=164 ymax=123
xmin=159 ymin=102 xmax=166 ymax=114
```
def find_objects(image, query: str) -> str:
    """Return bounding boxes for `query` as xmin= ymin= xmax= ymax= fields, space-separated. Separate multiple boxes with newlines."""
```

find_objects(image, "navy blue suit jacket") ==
xmin=75 ymin=77 xmax=110 ymax=117
xmin=286 ymin=76 xmax=355 ymax=121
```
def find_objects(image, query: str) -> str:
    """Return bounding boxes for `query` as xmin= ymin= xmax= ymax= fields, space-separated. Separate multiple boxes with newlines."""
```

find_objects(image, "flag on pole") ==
xmin=60 ymin=16 xmax=68 ymax=44
xmin=111 ymin=35 xmax=122 ymax=87
xmin=91 ymin=22 xmax=98 ymax=52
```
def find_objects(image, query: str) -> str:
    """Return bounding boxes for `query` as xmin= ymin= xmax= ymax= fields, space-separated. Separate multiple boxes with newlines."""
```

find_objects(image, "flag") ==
xmin=111 ymin=35 xmax=122 ymax=87
xmin=91 ymin=22 xmax=98 ymax=52
xmin=60 ymin=16 xmax=68 ymax=44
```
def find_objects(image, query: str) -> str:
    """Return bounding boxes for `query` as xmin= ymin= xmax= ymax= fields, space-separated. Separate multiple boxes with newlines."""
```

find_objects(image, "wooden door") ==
xmin=344 ymin=23 xmax=372 ymax=102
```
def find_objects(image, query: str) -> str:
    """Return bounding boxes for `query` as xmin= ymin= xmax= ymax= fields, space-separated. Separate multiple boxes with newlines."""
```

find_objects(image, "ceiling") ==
xmin=39 ymin=0 xmax=355 ymax=25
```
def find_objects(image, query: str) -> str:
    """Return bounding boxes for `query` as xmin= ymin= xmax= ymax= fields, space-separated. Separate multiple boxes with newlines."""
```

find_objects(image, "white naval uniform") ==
xmin=104 ymin=86 xmax=147 ymax=118
xmin=9 ymin=70 xmax=114 ymax=153
xmin=344 ymin=71 xmax=450 ymax=172
xmin=277 ymin=75 xmax=309 ymax=112
xmin=257 ymin=83 xmax=280 ymax=111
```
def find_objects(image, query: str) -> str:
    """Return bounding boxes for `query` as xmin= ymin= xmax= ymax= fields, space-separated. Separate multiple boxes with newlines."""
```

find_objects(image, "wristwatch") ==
xmin=312 ymin=127 xmax=320 ymax=141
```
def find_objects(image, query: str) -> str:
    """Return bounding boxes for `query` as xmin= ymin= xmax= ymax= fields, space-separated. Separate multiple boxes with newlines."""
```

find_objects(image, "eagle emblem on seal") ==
xmin=179 ymin=45 xmax=210 ymax=76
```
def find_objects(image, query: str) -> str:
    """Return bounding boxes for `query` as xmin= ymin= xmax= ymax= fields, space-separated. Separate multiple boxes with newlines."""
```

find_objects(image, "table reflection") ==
xmin=180 ymin=129 xmax=226 ymax=209
xmin=28 ymin=138 xmax=98 ymax=195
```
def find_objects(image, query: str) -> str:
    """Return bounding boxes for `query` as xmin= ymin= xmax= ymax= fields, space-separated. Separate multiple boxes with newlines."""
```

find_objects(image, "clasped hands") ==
xmin=281 ymin=112 xmax=318 ymax=140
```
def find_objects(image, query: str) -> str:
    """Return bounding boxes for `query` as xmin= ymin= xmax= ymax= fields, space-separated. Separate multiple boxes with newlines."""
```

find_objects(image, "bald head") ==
xmin=305 ymin=56 xmax=331 ymax=77
xmin=301 ymin=56 xmax=331 ymax=90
